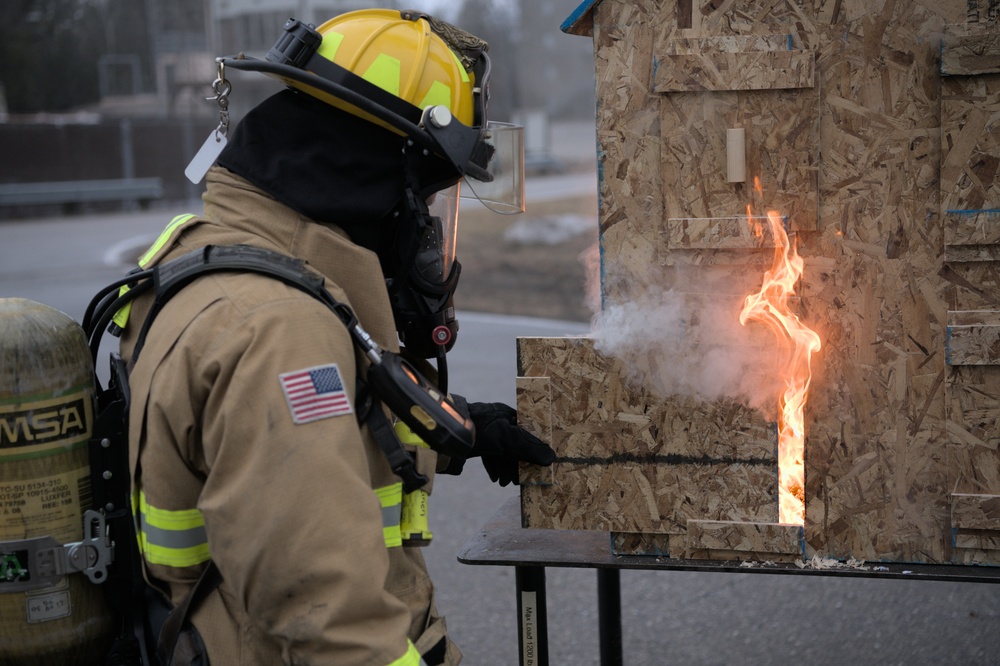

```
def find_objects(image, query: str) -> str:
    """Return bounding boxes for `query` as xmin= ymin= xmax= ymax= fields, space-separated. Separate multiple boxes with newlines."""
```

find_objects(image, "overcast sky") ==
xmin=416 ymin=1 xmax=461 ymax=20
xmin=416 ymin=0 xmax=519 ymax=22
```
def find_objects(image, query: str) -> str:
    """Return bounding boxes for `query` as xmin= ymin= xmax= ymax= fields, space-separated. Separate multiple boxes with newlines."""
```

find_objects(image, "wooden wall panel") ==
xmin=687 ymin=519 xmax=803 ymax=561
xmin=940 ymin=21 xmax=1000 ymax=563
xmin=534 ymin=0 xmax=1000 ymax=564
xmin=592 ymin=0 xmax=670 ymax=309
xmin=517 ymin=336 xmax=780 ymax=555
xmin=654 ymin=50 xmax=815 ymax=92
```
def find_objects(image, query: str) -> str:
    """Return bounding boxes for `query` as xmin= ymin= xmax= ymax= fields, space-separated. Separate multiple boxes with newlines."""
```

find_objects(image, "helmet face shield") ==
xmin=462 ymin=122 xmax=525 ymax=214
xmin=425 ymin=183 xmax=460 ymax=281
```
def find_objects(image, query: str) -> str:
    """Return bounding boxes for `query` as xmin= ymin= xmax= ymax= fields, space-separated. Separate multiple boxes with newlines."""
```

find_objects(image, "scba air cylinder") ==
xmin=0 ymin=299 xmax=112 ymax=665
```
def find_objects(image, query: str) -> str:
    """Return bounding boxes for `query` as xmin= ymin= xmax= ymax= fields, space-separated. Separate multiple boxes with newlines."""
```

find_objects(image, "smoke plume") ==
xmin=583 ymin=252 xmax=783 ymax=413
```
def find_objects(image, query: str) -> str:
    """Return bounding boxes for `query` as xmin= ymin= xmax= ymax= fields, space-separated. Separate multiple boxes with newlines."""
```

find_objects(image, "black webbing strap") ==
xmin=156 ymin=561 xmax=223 ymax=665
xmin=302 ymin=51 xmax=424 ymax=126
xmin=359 ymin=384 xmax=429 ymax=494
xmin=131 ymin=244 xmax=336 ymax=362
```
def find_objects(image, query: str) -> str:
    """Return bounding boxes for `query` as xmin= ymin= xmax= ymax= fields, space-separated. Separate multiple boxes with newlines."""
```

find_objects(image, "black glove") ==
xmin=444 ymin=397 xmax=556 ymax=486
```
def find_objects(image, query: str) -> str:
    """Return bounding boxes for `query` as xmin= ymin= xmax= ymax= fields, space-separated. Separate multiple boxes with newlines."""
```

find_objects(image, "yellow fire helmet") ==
xmin=309 ymin=9 xmax=476 ymax=128
xmin=218 ymin=9 xmax=524 ymax=211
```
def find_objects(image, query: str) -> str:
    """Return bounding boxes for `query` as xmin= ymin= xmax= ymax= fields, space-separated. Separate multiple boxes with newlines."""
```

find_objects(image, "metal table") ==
xmin=457 ymin=498 xmax=1000 ymax=666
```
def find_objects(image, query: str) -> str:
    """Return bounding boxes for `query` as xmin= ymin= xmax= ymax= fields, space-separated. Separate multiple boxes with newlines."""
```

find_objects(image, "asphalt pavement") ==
xmin=2 ymin=195 xmax=999 ymax=665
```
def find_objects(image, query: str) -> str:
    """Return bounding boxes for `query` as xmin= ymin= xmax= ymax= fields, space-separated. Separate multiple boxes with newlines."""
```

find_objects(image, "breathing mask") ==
xmin=387 ymin=182 xmax=462 ymax=361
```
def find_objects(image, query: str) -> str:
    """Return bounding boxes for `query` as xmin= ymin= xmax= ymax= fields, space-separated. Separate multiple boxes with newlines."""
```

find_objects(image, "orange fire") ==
xmin=739 ymin=186 xmax=821 ymax=525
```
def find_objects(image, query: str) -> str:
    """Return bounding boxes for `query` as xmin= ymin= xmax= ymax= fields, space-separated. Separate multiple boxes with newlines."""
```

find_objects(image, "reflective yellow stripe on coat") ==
xmin=133 ymin=482 xmax=401 ymax=567
xmin=134 ymin=489 xmax=211 ymax=568
xmin=112 ymin=213 xmax=197 ymax=330
xmin=376 ymin=483 xmax=403 ymax=548
xmin=389 ymin=641 xmax=426 ymax=666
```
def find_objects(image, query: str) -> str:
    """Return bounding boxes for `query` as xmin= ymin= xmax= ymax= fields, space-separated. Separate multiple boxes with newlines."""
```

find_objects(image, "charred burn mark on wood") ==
xmin=556 ymin=452 xmax=774 ymax=466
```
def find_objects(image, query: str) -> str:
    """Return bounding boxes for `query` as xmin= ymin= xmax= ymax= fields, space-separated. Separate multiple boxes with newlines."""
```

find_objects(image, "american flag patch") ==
xmin=279 ymin=364 xmax=354 ymax=424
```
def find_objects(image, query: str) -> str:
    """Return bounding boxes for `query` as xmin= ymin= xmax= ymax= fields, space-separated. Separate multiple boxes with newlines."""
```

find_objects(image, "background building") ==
xmin=0 ymin=0 xmax=597 ymax=216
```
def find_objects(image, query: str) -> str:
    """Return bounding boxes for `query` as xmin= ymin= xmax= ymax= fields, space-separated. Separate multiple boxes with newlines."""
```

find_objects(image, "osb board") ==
xmin=939 ymin=20 xmax=1000 ymax=564
xmin=686 ymin=519 xmax=803 ymax=562
xmin=941 ymin=71 xmax=1000 ymax=213
xmin=736 ymin=4 xmax=951 ymax=563
xmin=940 ymin=258 xmax=1000 ymax=312
xmin=569 ymin=1 xmax=997 ymax=563
xmin=946 ymin=310 xmax=1000 ymax=365
xmin=658 ymin=84 xmax=819 ymax=231
xmin=943 ymin=211 xmax=1000 ymax=262
xmin=945 ymin=211 xmax=1000 ymax=247
xmin=522 ymin=462 xmax=778 ymax=553
xmin=653 ymin=50 xmax=815 ymax=92
xmin=951 ymin=492 xmax=1000 ymax=564
xmin=663 ymin=216 xmax=780 ymax=250
xmin=516 ymin=336 xmax=780 ymax=555
xmin=945 ymin=365 xmax=1000 ymax=494
xmin=516 ymin=337 xmax=777 ymax=462
xmin=662 ymin=34 xmax=794 ymax=55
xmin=941 ymin=336 xmax=1000 ymax=564
xmin=804 ymin=228 xmax=951 ymax=564
xmin=516 ymin=376 xmax=555 ymax=487
xmin=611 ymin=531 xmax=671 ymax=556
xmin=683 ymin=0 xmax=826 ymax=35
xmin=591 ymin=1 xmax=673 ymax=310
xmin=941 ymin=32 xmax=1000 ymax=76
xmin=950 ymin=493 xmax=1000 ymax=530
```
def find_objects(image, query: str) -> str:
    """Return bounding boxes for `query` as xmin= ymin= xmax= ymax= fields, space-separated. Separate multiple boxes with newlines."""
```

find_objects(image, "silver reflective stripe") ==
xmin=139 ymin=512 xmax=208 ymax=551
xmin=383 ymin=503 xmax=401 ymax=530
xmin=135 ymin=489 xmax=211 ymax=567
xmin=375 ymin=483 xmax=403 ymax=548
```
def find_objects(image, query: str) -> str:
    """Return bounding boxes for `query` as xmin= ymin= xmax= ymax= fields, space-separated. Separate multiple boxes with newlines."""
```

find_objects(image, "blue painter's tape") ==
xmin=561 ymin=0 xmax=601 ymax=34
xmin=945 ymin=325 xmax=954 ymax=367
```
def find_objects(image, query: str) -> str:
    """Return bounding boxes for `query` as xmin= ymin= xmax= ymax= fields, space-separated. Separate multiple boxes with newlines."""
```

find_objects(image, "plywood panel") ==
xmin=941 ymin=32 xmax=1000 ymax=76
xmin=663 ymin=216 xmax=779 ymax=250
xmin=592 ymin=0 xmax=670 ymax=310
xmin=951 ymin=493 xmax=1000 ymax=530
xmin=654 ymin=50 xmax=815 ymax=92
xmin=947 ymin=310 xmax=1000 ymax=365
xmin=944 ymin=211 xmax=1000 ymax=262
xmin=951 ymin=493 xmax=1000 ymax=564
xmin=686 ymin=519 xmax=803 ymax=561
xmin=659 ymin=86 xmax=819 ymax=230
xmin=517 ymin=336 xmax=779 ymax=553
xmin=946 ymin=365 xmax=1000 ymax=495
xmin=941 ymin=73 xmax=1000 ymax=213
xmin=546 ymin=0 xmax=998 ymax=565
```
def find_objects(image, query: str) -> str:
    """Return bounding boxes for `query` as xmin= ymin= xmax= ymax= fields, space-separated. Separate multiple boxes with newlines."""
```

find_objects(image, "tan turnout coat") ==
xmin=120 ymin=167 xmax=459 ymax=665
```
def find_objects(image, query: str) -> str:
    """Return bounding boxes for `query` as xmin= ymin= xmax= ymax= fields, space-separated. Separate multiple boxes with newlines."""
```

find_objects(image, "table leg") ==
xmin=515 ymin=566 xmax=548 ymax=666
xmin=597 ymin=568 xmax=623 ymax=666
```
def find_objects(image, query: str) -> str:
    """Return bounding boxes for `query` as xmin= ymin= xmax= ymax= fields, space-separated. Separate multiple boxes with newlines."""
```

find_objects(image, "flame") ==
xmin=739 ymin=183 xmax=821 ymax=525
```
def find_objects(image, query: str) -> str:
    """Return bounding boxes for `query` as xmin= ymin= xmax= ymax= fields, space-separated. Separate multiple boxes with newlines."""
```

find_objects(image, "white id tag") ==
xmin=185 ymin=130 xmax=228 ymax=184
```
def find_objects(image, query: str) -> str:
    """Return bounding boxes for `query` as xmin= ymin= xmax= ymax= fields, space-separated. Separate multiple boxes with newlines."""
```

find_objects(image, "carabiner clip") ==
xmin=207 ymin=59 xmax=232 ymax=137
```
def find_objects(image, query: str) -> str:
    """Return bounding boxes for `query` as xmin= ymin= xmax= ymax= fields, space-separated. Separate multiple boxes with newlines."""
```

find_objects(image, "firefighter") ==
xmin=117 ymin=10 xmax=554 ymax=665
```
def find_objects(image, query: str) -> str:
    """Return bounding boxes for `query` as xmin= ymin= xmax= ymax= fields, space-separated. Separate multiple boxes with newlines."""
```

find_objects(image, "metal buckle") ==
xmin=0 ymin=510 xmax=113 ymax=593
